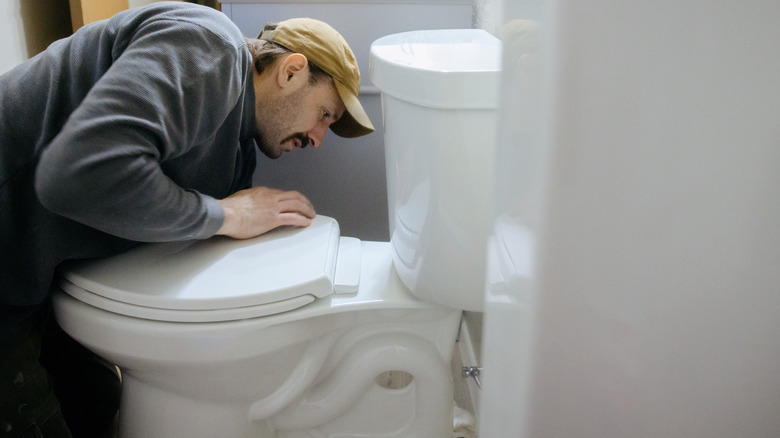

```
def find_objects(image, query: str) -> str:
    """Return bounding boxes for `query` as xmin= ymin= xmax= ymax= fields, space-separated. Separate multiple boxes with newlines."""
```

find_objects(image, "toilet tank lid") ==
xmin=369 ymin=29 xmax=502 ymax=109
xmin=59 ymin=216 xmax=341 ymax=312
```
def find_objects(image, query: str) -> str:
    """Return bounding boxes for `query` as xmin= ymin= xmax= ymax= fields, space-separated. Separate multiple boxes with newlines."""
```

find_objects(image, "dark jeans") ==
xmin=1 ymin=305 xmax=121 ymax=438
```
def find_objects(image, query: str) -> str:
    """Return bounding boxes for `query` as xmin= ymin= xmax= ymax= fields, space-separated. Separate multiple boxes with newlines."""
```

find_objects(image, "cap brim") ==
xmin=330 ymin=80 xmax=375 ymax=138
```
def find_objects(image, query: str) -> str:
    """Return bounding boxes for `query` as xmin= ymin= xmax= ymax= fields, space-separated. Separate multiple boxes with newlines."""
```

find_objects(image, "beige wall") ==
xmin=69 ymin=0 xmax=129 ymax=31
xmin=0 ymin=0 xmax=72 ymax=74
xmin=0 ymin=0 xmax=176 ymax=74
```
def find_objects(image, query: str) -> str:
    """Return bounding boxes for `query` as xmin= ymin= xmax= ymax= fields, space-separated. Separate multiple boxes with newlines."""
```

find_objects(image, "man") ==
xmin=0 ymin=2 xmax=373 ymax=436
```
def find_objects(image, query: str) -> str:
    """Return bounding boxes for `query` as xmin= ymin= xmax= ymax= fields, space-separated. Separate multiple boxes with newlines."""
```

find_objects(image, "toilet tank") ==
xmin=369 ymin=30 xmax=502 ymax=311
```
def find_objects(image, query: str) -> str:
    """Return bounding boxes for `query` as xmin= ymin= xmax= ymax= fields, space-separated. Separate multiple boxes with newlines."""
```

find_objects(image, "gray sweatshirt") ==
xmin=0 ymin=2 xmax=257 ymax=341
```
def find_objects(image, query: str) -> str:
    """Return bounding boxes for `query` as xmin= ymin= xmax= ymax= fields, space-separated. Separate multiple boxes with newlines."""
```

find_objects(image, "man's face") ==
xmin=254 ymin=76 xmax=345 ymax=159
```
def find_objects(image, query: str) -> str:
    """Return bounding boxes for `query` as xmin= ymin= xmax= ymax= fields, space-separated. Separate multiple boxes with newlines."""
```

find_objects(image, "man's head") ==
xmin=248 ymin=18 xmax=374 ymax=159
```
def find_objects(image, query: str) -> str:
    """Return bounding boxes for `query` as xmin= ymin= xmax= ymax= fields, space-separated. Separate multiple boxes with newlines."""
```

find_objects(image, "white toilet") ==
xmin=52 ymin=29 xmax=501 ymax=438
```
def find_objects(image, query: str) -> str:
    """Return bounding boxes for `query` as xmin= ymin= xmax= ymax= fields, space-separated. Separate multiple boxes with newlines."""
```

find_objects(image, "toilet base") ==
xmin=117 ymin=374 xmax=273 ymax=437
xmin=53 ymin=242 xmax=463 ymax=438
xmin=113 ymin=328 xmax=457 ymax=438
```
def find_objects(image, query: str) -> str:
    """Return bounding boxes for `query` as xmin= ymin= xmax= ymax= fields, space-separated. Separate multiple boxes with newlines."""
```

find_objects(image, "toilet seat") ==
xmin=58 ymin=216 xmax=360 ymax=323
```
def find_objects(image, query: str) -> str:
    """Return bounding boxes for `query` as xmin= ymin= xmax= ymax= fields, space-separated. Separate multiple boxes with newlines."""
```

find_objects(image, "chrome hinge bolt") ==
xmin=461 ymin=366 xmax=483 ymax=389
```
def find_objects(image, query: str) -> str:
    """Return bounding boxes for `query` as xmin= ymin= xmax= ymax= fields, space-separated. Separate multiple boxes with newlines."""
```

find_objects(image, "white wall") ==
xmin=0 ymin=0 xmax=30 ymax=74
xmin=473 ymin=0 xmax=503 ymax=35
xmin=480 ymin=1 xmax=780 ymax=436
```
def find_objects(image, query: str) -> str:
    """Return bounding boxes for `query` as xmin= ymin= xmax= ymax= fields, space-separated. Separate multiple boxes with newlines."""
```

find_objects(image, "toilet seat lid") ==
xmin=59 ymin=216 xmax=341 ymax=322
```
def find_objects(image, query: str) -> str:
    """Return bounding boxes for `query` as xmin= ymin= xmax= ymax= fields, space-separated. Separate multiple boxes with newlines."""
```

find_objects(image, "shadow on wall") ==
xmin=19 ymin=0 xmax=72 ymax=57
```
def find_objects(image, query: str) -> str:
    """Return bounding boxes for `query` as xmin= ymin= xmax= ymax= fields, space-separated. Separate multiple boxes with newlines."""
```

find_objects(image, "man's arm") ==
xmin=35 ymin=19 xmax=247 ymax=242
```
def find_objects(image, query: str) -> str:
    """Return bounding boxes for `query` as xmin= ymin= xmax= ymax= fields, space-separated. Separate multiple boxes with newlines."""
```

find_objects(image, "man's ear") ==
xmin=276 ymin=53 xmax=308 ymax=90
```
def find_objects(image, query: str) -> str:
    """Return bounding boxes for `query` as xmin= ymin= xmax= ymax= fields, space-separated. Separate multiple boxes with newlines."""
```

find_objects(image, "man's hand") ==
xmin=216 ymin=187 xmax=315 ymax=239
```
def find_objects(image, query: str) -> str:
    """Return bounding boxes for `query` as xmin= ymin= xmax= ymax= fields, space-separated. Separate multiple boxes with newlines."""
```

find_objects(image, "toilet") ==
xmin=52 ymin=29 xmax=501 ymax=438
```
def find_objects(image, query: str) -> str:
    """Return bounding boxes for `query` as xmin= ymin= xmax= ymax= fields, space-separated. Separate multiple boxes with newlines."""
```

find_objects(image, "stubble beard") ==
xmin=255 ymin=83 xmax=309 ymax=159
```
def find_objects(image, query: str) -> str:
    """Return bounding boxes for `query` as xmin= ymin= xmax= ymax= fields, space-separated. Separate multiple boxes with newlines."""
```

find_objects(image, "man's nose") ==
xmin=307 ymin=122 xmax=329 ymax=149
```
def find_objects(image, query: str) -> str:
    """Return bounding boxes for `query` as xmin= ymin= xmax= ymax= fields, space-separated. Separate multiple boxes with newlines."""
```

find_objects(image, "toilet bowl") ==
xmin=52 ymin=29 xmax=501 ymax=438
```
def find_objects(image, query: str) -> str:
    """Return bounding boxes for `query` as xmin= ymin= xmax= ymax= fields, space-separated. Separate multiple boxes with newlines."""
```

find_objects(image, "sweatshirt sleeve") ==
xmin=35 ymin=17 xmax=247 ymax=242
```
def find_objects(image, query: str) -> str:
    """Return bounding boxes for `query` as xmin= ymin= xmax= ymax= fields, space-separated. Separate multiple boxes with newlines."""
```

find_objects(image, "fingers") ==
xmin=276 ymin=211 xmax=314 ymax=228
xmin=277 ymin=196 xmax=315 ymax=219
xmin=216 ymin=187 xmax=317 ymax=239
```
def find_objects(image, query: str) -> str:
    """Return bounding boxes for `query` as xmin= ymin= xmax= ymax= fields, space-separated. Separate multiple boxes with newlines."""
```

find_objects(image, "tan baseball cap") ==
xmin=258 ymin=18 xmax=374 ymax=138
